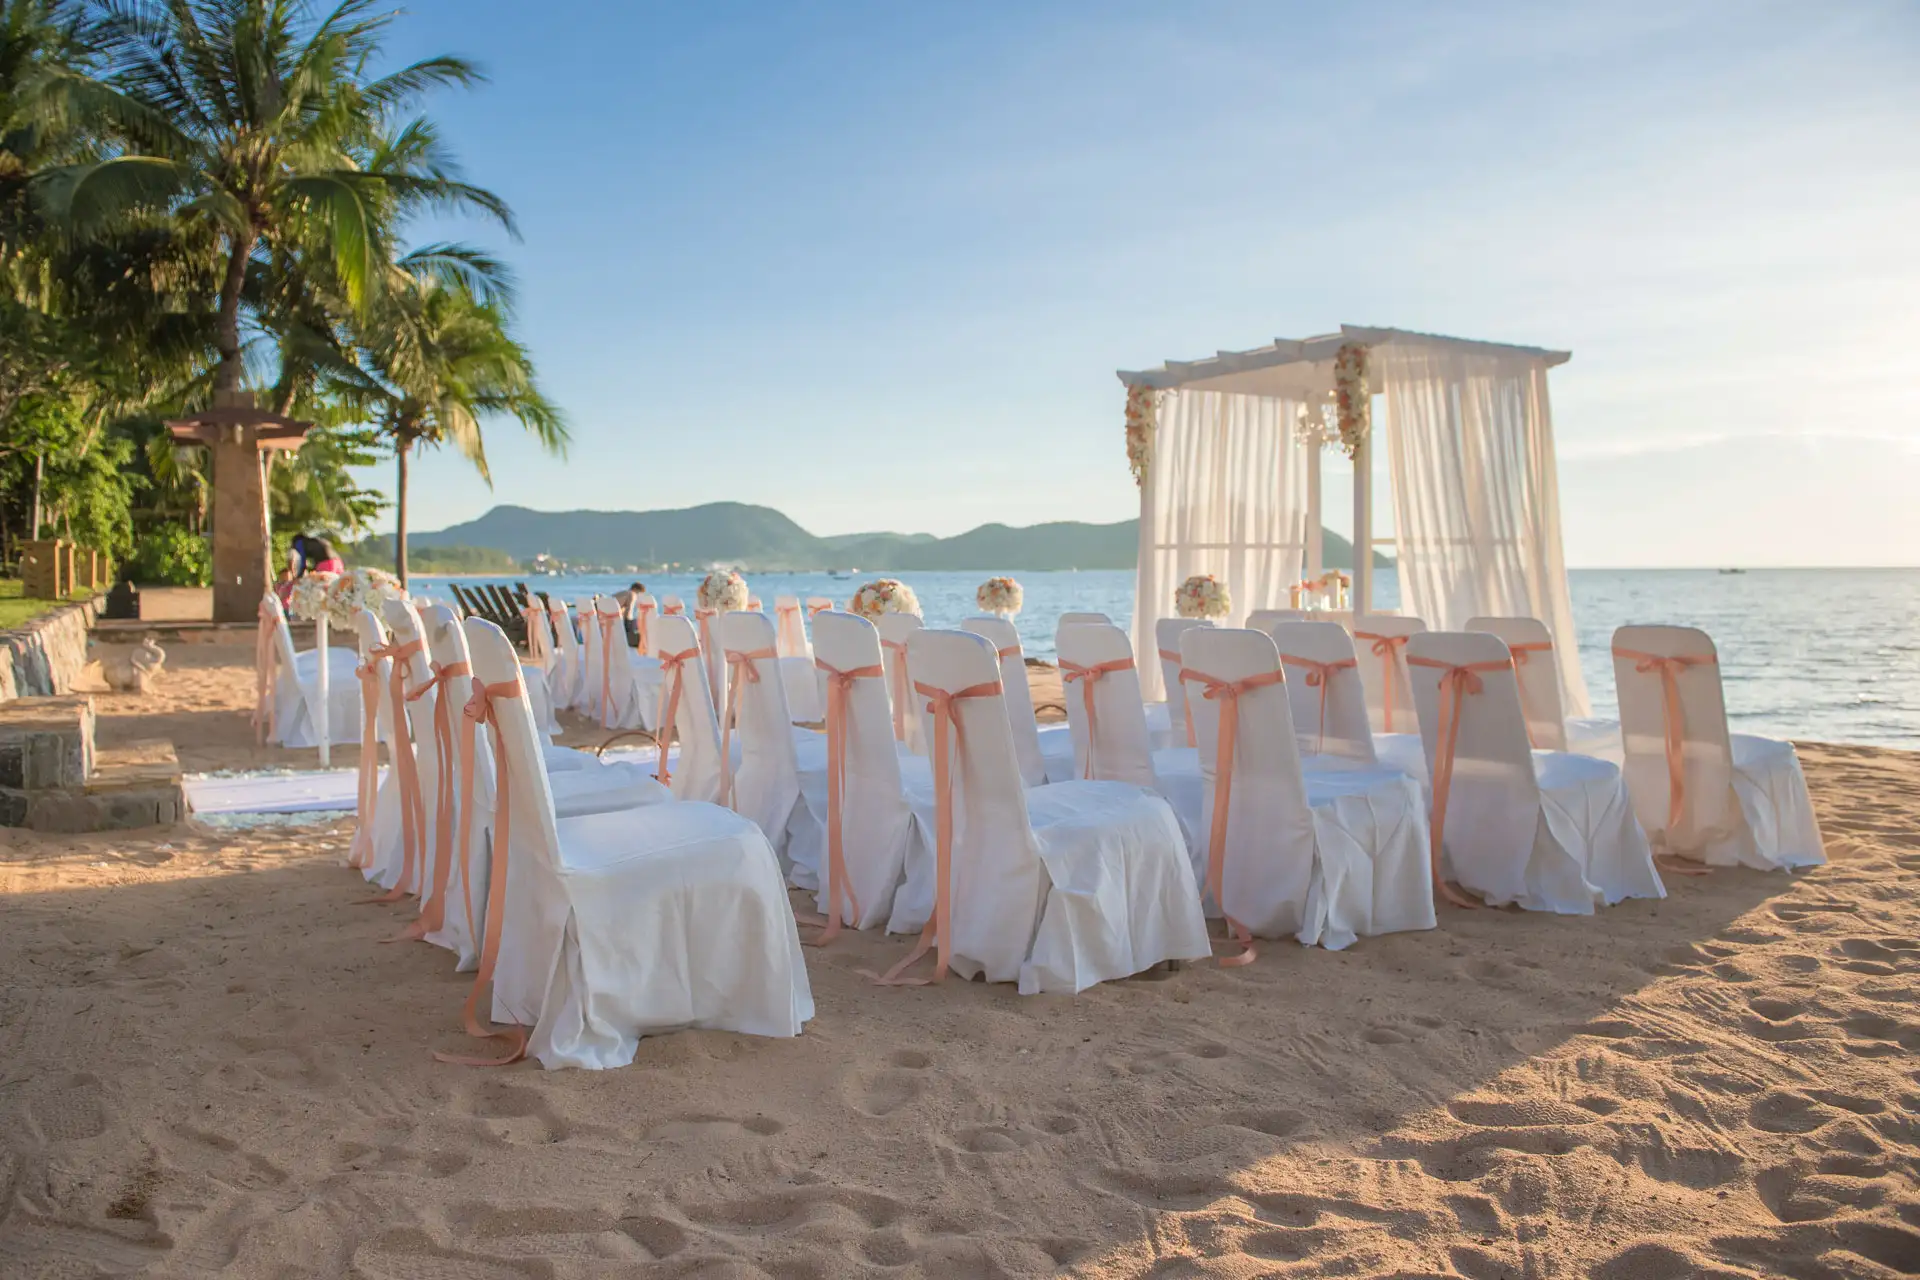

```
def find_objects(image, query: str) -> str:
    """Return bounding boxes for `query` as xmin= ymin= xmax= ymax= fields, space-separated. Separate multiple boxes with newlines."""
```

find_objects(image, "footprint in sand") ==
xmin=1749 ymin=1090 xmax=1835 ymax=1135
xmin=453 ymin=1081 xmax=571 ymax=1145
xmin=645 ymin=1113 xmax=785 ymax=1141
xmin=27 ymin=1073 xmax=108 ymax=1143
xmin=848 ymin=1069 xmax=924 ymax=1118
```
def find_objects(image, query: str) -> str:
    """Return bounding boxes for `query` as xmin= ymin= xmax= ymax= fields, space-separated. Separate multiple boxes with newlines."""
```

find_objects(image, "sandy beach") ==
xmin=4 ymin=643 xmax=1918 ymax=1277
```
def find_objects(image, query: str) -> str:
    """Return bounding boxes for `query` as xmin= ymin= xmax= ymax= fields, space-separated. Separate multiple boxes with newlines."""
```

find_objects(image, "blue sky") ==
xmin=367 ymin=1 xmax=1920 ymax=567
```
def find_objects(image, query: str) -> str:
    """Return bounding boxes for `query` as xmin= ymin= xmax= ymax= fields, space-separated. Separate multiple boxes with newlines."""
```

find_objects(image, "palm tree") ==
xmin=38 ymin=0 xmax=513 ymax=395
xmin=325 ymin=264 xmax=565 ymax=585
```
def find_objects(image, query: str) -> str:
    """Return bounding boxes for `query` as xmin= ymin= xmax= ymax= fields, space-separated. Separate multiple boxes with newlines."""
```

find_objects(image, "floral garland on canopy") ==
xmin=1333 ymin=343 xmax=1370 ymax=459
xmin=1174 ymin=574 xmax=1231 ymax=620
xmin=848 ymin=578 xmax=920 ymax=620
xmin=697 ymin=569 xmax=749 ymax=613
xmin=975 ymin=576 xmax=1022 ymax=617
xmin=1124 ymin=385 xmax=1156 ymax=487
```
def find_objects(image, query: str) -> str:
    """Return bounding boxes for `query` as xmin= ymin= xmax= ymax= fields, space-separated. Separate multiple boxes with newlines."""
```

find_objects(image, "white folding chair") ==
xmin=717 ymin=610 xmax=821 ymax=883
xmin=1611 ymin=625 xmax=1824 ymax=870
xmin=1406 ymin=631 xmax=1664 ymax=913
xmin=650 ymin=613 xmax=729 ymax=803
xmin=960 ymin=614 xmax=1058 ymax=787
xmin=875 ymin=613 xmax=927 ymax=756
xmin=795 ymin=611 xmax=932 ymax=932
xmin=1179 ymin=627 xmax=1435 ymax=952
xmin=447 ymin=618 xmax=811 ymax=1070
xmin=878 ymin=629 xmax=1209 ymax=993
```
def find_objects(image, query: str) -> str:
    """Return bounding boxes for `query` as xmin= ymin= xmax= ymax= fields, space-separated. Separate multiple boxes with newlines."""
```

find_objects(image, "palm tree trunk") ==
xmin=395 ymin=440 xmax=410 ymax=587
xmin=214 ymin=228 xmax=258 ymax=395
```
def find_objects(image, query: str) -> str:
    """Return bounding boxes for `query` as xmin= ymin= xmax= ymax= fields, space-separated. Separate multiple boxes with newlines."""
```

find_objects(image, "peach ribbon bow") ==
xmin=775 ymin=602 xmax=806 ymax=657
xmin=1278 ymin=653 xmax=1357 ymax=755
xmin=1612 ymin=647 xmax=1719 ymax=834
xmin=807 ymin=602 xmax=831 ymax=618
xmin=346 ymin=659 xmax=384 ymax=869
xmin=1406 ymin=655 xmax=1516 ymax=909
xmin=1178 ymin=665 xmax=1288 ymax=966
xmin=251 ymin=599 xmax=279 ymax=745
xmin=881 ymin=639 xmax=912 ymax=742
xmin=1060 ymin=657 xmax=1135 ymax=780
xmin=596 ymin=610 xmax=623 ymax=726
xmin=663 ymin=601 xmax=685 ymax=616
xmin=652 ymin=647 xmax=701 ymax=785
xmin=1354 ymin=631 xmax=1413 ymax=732
xmin=807 ymin=658 xmax=879 ymax=944
xmin=437 ymin=675 xmax=529 ymax=1067
xmin=1507 ymin=640 xmax=1554 ymax=748
xmin=1158 ymin=648 xmax=1197 ymax=746
xmin=388 ymin=659 xmax=470 ymax=943
xmin=719 ymin=647 xmax=779 ymax=808
xmin=870 ymin=678 xmax=1003 ymax=985
xmin=361 ymin=639 xmax=427 ymax=905
xmin=694 ymin=609 xmax=721 ymax=710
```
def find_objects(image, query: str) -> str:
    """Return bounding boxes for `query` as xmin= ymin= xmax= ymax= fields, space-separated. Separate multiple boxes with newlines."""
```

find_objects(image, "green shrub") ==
xmin=126 ymin=524 xmax=211 ymax=587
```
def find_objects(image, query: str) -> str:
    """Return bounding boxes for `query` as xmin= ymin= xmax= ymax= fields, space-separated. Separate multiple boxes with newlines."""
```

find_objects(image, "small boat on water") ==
xmin=1719 ymin=568 xmax=1747 ymax=575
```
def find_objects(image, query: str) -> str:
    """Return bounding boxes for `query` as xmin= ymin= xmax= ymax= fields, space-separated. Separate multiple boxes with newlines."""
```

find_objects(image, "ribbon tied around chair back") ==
xmin=437 ymin=675 xmax=529 ymax=1067
xmin=595 ymin=610 xmax=622 ymax=725
xmin=347 ymin=658 xmax=384 ymax=869
xmin=1612 ymin=647 xmax=1719 ymax=835
xmin=719 ymin=647 xmax=778 ymax=807
xmin=390 ymin=658 xmax=469 ymax=942
xmin=1278 ymin=653 xmax=1356 ymax=755
xmin=808 ymin=658 xmax=879 ymax=943
xmin=1354 ymin=631 xmax=1413 ymax=732
xmin=881 ymin=639 xmax=912 ymax=742
xmin=361 ymin=638 xmax=427 ymax=906
xmin=1405 ymin=655 xmax=1515 ymax=909
xmin=252 ymin=598 xmax=280 ymax=745
xmin=522 ymin=603 xmax=550 ymax=665
xmin=1059 ymin=656 xmax=1135 ymax=780
xmin=652 ymin=647 xmax=700 ymax=784
xmin=1157 ymin=648 xmax=1197 ymax=746
xmin=1507 ymin=640 xmax=1555 ymax=748
xmin=633 ymin=600 xmax=655 ymax=655
xmin=1177 ymin=665 xmax=1288 ymax=966
xmin=869 ymin=678 xmax=1003 ymax=986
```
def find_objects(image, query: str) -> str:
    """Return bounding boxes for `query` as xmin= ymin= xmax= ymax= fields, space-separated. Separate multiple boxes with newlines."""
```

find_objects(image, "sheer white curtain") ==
xmin=1132 ymin=389 xmax=1307 ymax=700
xmin=1379 ymin=346 xmax=1592 ymax=716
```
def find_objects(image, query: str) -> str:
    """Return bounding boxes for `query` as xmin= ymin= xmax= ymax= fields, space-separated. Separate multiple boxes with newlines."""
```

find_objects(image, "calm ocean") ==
xmin=427 ymin=567 xmax=1920 ymax=750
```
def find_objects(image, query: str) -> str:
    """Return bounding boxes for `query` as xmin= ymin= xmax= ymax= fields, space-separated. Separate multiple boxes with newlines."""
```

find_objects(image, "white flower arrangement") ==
xmin=1174 ymin=574 xmax=1231 ymax=620
xmin=323 ymin=567 xmax=403 ymax=629
xmin=848 ymin=578 xmax=921 ymax=620
xmin=1333 ymin=343 xmax=1370 ymax=460
xmin=975 ymin=576 xmax=1023 ymax=617
xmin=1124 ymin=385 xmax=1156 ymax=487
xmin=287 ymin=571 xmax=339 ymax=624
xmin=697 ymin=569 xmax=749 ymax=612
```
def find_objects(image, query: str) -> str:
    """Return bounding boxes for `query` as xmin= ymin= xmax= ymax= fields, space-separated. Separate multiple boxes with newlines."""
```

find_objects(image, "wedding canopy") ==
xmin=1118 ymin=324 xmax=1589 ymax=715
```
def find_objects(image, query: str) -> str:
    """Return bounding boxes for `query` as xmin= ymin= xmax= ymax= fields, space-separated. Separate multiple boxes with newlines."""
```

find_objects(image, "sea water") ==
xmin=424 ymin=567 xmax=1920 ymax=750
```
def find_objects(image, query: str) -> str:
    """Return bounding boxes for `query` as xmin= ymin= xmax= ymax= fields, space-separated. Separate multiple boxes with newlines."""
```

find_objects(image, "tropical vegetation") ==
xmin=0 ymin=0 xmax=564 ymax=588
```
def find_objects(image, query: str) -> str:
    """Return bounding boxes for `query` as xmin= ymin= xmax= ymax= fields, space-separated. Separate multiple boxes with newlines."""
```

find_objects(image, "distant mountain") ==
xmin=411 ymin=502 xmax=1391 ymax=571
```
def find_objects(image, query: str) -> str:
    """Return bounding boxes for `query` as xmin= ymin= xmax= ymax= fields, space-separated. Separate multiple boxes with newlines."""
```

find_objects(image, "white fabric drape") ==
xmin=1379 ymin=347 xmax=1591 ymax=716
xmin=1132 ymin=390 xmax=1308 ymax=700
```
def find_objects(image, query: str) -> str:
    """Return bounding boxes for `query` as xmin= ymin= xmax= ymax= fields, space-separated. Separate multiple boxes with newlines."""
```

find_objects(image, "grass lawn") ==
xmin=0 ymin=579 xmax=98 ymax=630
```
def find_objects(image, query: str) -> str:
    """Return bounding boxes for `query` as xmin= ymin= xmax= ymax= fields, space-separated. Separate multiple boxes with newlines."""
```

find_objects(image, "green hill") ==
xmin=410 ymin=502 xmax=1391 ymax=572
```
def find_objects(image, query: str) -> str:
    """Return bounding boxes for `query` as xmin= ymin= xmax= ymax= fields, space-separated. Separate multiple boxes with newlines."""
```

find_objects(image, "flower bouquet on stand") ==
xmin=848 ymin=578 xmax=921 ymax=620
xmin=698 ymin=569 xmax=750 ymax=613
xmin=975 ymin=576 xmax=1023 ymax=619
xmin=1174 ymin=574 xmax=1231 ymax=620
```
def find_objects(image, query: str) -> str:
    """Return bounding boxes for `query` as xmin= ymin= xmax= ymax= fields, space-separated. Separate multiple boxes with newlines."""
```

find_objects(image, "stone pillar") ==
xmin=210 ymin=393 xmax=271 ymax=623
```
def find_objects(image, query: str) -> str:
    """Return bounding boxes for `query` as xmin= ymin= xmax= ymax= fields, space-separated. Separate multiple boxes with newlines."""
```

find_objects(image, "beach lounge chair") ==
xmin=444 ymin=617 xmax=811 ymax=1070
xmin=877 ymin=628 xmax=1209 ymax=992
xmin=1178 ymin=626 xmax=1435 ymax=952
xmin=794 ymin=611 xmax=932 ymax=933
xmin=1405 ymin=631 xmax=1664 ymax=913
xmin=960 ymin=614 xmax=1065 ymax=787
xmin=1611 ymin=625 xmax=1824 ymax=870
xmin=1466 ymin=616 xmax=1618 ymax=757
xmin=254 ymin=593 xmax=361 ymax=749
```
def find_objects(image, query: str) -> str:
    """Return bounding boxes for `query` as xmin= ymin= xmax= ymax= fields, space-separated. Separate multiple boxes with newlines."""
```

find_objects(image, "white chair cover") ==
xmin=1246 ymin=608 xmax=1309 ymax=638
xmin=874 ymin=613 xmax=928 ymax=756
xmin=365 ymin=598 xmax=443 ymax=897
xmin=1153 ymin=617 xmax=1211 ymax=750
xmin=549 ymin=600 xmax=587 ymax=712
xmin=349 ymin=608 xmax=401 ymax=884
xmin=961 ymin=614 xmax=1054 ymax=788
xmin=882 ymin=629 xmax=1209 ymax=993
xmin=1180 ymin=628 xmax=1434 ymax=951
xmin=1058 ymin=611 xmax=1112 ymax=627
xmin=1405 ymin=631 xmax=1663 ymax=913
xmin=1270 ymin=621 xmax=1377 ymax=765
xmin=1352 ymin=614 xmax=1427 ymax=735
xmin=458 ymin=618 xmax=812 ymax=1070
xmin=1464 ymin=615 xmax=1619 ymax=755
xmin=262 ymin=594 xmax=361 ymax=749
xmin=423 ymin=607 xmax=671 ymax=970
xmin=769 ymin=595 xmax=825 ymax=722
xmin=717 ymin=611 xmax=821 ymax=882
xmin=592 ymin=596 xmax=663 ymax=731
xmin=1611 ymin=625 xmax=1824 ymax=871
xmin=578 ymin=596 xmax=609 ymax=721
xmin=1056 ymin=623 xmax=1158 ymax=789
xmin=773 ymin=595 xmax=809 ymax=658
xmin=652 ymin=614 xmax=728 ymax=803
xmin=797 ymin=611 xmax=930 ymax=930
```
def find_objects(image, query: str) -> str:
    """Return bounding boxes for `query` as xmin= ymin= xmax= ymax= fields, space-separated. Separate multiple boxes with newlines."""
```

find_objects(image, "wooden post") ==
xmin=209 ymin=392 xmax=273 ymax=624
xmin=20 ymin=541 xmax=58 ymax=599
xmin=56 ymin=540 xmax=73 ymax=597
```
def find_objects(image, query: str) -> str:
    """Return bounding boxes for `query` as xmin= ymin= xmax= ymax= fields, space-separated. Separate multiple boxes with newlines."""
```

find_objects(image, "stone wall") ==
xmin=0 ymin=596 xmax=102 ymax=704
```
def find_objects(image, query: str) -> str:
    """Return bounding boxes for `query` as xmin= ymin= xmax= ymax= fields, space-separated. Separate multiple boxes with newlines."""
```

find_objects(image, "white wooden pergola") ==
xmin=1118 ymin=324 xmax=1589 ymax=713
